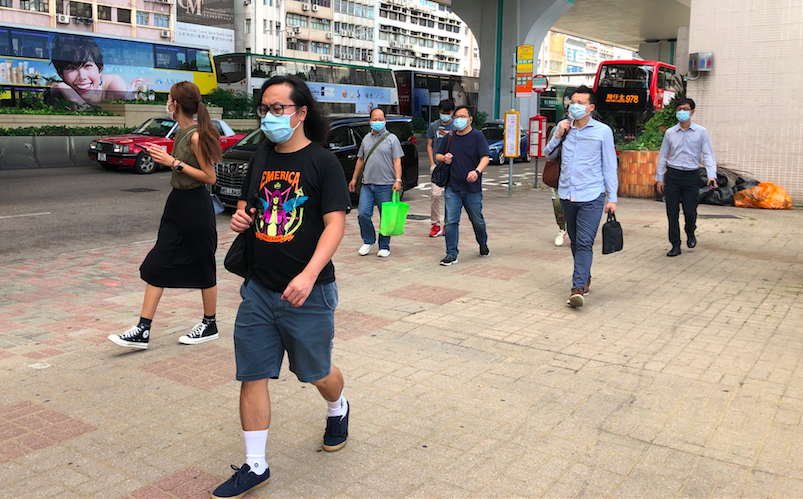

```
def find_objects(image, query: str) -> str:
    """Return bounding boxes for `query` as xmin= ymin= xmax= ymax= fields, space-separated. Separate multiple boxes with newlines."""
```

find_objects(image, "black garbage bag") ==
xmin=697 ymin=168 xmax=728 ymax=188
xmin=702 ymin=186 xmax=736 ymax=206
xmin=735 ymin=179 xmax=760 ymax=192
xmin=698 ymin=185 xmax=713 ymax=203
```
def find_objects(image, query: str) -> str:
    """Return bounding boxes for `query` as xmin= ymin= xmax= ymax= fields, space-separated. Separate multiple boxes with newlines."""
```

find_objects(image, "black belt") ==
xmin=667 ymin=166 xmax=698 ymax=173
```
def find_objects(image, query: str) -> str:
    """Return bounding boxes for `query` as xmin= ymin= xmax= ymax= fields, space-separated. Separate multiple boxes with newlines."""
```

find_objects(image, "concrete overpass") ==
xmin=444 ymin=0 xmax=803 ymax=200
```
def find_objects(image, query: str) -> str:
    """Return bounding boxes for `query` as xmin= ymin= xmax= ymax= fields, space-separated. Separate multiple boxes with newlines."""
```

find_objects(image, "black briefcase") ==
xmin=602 ymin=212 xmax=623 ymax=255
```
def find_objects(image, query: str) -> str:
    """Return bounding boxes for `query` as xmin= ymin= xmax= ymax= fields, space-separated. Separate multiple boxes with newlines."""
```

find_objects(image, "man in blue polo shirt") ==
xmin=545 ymin=86 xmax=618 ymax=308
xmin=434 ymin=105 xmax=491 ymax=266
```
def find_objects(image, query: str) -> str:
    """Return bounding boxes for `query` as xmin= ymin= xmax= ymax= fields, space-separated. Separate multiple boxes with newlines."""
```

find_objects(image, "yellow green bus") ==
xmin=0 ymin=22 xmax=216 ymax=106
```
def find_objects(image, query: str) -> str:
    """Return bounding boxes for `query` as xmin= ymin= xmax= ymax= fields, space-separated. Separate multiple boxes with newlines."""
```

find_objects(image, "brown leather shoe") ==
xmin=584 ymin=277 xmax=591 ymax=296
xmin=567 ymin=288 xmax=585 ymax=307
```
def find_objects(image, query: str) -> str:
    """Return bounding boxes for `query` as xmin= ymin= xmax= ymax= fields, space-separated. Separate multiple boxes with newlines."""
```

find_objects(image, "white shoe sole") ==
xmin=440 ymin=259 xmax=458 ymax=266
xmin=108 ymin=335 xmax=148 ymax=349
xmin=358 ymin=245 xmax=375 ymax=256
xmin=178 ymin=333 xmax=219 ymax=345
xmin=568 ymin=294 xmax=585 ymax=307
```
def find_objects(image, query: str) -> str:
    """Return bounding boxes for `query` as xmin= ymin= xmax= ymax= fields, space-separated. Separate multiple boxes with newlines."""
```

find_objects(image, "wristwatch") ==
xmin=395 ymin=178 xmax=402 ymax=182
xmin=175 ymin=162 xmax=184 ymax=172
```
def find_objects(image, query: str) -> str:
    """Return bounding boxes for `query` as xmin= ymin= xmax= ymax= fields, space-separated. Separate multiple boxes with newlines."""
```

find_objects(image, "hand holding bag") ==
xmin=430 ymin=133 xmax=453 ymax=188
xmin=602 ymin=212 xmax=623 ymax=254
xmin=224 ymin=145 xmax=272 ymax=280
xmin=379 ymin=190 xmax=410 ymax=236
xmin=542 ymin=125 xmax=570 ymax=189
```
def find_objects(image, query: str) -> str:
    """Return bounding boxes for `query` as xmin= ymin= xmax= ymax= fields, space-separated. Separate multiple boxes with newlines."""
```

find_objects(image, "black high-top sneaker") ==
xmin=178 ymin=321 xmax=219 ymax=345
xmin=108 ymin=324 xmax=150 ymax=349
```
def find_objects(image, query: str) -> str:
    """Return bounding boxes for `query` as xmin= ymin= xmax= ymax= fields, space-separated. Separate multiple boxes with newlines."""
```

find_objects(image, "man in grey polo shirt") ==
xmin=348 ymin=108 xmax=403 ymax=258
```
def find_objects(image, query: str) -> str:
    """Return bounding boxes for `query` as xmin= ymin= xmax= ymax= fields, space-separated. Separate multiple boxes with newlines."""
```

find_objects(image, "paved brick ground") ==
xmin=1 ymin=170 xmax=803 ymax=498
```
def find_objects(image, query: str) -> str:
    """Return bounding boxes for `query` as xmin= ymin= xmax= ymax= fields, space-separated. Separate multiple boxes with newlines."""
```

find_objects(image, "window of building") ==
xmin=427 ymin=20 xmax=434 ymax=28
xmin=136 ymin=11 xmax=149 ymax=25
xmin=367 ymin=6 xmax=373 ymax=18
xmin=438 ymin=23 xmax=444 ymax=30
xmin=0 ymin=0 xmax=11 ymax=7
xmin=347 ymin=1 xmax=353 ymax=14
xmin=379 ymin=31 xmax=387 ymax=40
xmin=97 ymin=5 xmax=112 ymax=20
xmin=154 ymin=13 xmax=169 ymax=27
xmin=69 ymin=1 xmax=91 ymax=16
xmin=117 ymin=7 xmax=131 ymax=23
xmin=287 ymin=38 xmax=308 ymax=51
xmin=379 ymin=8 xmax=386 ymax=17
xmin=245 ymin=18 xmax=251 ymax=33
xmin=389 ymin=11 xmax=397 ymax=20
xmin=287 ymin=13 xmax=307 ymax=27
xmin=311 ymin=18 xmax=330 ymax=30
xmin=21 ymin=0 xmax=49 ymax=12
xmin=310 ymin=41 xmax=330 ymax=54
xmin=312 ymin=0 xmax=330 ymax=7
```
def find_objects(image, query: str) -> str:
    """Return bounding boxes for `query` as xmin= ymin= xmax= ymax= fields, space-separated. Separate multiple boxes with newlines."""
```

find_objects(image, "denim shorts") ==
xmin=233 ymin=279 xmax=338 ymax=383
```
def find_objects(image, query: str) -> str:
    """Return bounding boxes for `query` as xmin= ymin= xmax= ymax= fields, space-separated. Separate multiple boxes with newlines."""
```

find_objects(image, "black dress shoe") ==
xmin=667 ymin=247 xmax=682 ymax=257
xmin=687 ymin=236 xmax=697 ymax=248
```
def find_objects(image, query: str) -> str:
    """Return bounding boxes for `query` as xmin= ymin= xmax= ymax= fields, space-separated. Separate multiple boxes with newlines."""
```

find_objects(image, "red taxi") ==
xmin=88 ymin=117 xmax=248 ymax=174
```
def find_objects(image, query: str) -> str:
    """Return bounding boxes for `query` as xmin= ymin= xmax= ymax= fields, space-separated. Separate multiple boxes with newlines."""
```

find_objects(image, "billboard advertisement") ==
xmin=176 ymin=0 xmax=235 ymax=29
xmin=0 ymin=29 xmax=214 ymax=107
xmin=175 ymin=22 xmax=235 ymax=56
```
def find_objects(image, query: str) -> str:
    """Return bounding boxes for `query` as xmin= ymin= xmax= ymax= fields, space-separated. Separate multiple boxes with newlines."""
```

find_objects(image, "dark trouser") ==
xmin=560 ymin=193 xmax=605 ymax=291
xmin=664 ymin=168 xmax=699 ymax=248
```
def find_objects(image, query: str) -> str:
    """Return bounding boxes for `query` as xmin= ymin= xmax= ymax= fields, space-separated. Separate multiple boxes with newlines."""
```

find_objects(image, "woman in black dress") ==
xmin=108 ymin=81 xmax=222 ymax=349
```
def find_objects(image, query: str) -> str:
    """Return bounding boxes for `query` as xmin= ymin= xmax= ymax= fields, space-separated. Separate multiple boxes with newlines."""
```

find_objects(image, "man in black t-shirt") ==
xmin=213 ymin=77 xmax=351 ymax=499
xmin=434 ymin=105 xmax=491 ymax=266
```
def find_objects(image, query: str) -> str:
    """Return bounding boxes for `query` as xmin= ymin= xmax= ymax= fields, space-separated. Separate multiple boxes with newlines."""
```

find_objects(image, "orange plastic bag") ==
xmin=734 ymin=182 xmax=793 ymax=210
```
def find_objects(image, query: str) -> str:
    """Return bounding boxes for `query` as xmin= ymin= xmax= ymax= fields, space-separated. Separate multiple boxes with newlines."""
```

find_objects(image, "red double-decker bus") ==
xmin=593 ymin=60 xmax=679 ymax=138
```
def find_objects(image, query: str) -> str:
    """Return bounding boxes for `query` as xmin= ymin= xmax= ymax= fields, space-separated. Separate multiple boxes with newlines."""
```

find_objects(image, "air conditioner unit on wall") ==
xmin=326 ymin=32 xmax=334 ymax=39
xmin=57 ymin=14 xmax=70 ymax=24
xmin=290 ymin=37 xmax=298 ymax=43
xmin=311 ymin=4 xmax=318 ymax=11
xmin=160 ymin=30 xmax=171 ymax=38
xmin=294 ymin=26 xmax=301 ymax=33
xmin=302 ymin=3 xmax=310 ymax=10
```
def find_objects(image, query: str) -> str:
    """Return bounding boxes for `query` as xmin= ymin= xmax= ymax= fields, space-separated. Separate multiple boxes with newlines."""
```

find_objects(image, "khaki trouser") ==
xmin=552 ymin=190 xmax=566 ymax=231
xmin=430 ymin=164 xmax=444 ymax=226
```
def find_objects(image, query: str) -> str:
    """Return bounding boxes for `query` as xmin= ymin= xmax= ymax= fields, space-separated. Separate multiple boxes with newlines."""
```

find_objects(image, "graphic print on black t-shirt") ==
xmin=254 ymin=170 xmax=309 ymax=243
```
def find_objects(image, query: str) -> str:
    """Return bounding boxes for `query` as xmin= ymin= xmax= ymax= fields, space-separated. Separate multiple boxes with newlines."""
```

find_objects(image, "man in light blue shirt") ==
xmin=545 ymin=86 xmax=618 ymax=308
xmin=655 ymin=98 xmax=717 ymax=257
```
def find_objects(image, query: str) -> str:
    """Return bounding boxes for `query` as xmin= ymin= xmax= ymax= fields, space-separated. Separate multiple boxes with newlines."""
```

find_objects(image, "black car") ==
xmin=212 ymin=115 xmax=419 ymax=208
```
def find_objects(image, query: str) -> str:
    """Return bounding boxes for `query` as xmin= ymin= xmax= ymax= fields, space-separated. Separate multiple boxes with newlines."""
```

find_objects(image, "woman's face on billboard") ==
xmin=62 ymin=58 xmax=101 ymax=94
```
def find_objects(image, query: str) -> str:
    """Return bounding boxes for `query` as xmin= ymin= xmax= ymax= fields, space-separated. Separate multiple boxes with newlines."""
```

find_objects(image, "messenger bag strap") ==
xmin=364 ymin=130 xmax=390 ymax=164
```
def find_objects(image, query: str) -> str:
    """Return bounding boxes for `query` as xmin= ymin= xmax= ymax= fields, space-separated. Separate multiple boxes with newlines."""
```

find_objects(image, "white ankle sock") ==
xmin=327 ymin=393 xmax=348 ymax=417
xmin=243 ymin=429 xmax=269 ymax=475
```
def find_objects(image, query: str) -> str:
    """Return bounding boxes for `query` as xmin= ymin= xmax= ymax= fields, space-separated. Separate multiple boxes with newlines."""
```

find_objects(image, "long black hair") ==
xmin=260 ymin=75 xmax=328 ymax=145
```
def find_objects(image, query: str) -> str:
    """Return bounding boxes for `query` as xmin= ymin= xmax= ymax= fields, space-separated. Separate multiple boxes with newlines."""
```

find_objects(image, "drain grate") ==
xmin=699 ymin=214 xmax=741 ymax=219
xmin=406 ymin=214 xmax=429 ymax=221
xmin=121 ymin=188 xmax=159 ymax=193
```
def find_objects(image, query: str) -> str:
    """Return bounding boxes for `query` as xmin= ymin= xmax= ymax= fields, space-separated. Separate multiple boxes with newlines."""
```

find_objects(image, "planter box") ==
xmin=226 ymin=118 xmax=259 ymax=131
xmin=98 ymin=103 xmax=222 ymax=127
xmin=618 ymin=150 xmax=659 ymax=199
xmin=0 ymin=114 xmax=126 ymax=128
xmin=0 ymin=135 xmax=104 ymax=169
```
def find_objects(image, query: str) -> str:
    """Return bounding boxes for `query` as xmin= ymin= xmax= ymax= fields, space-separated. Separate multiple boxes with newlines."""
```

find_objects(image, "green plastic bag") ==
xmin=379 ymin=190 xmax=409 ymax=236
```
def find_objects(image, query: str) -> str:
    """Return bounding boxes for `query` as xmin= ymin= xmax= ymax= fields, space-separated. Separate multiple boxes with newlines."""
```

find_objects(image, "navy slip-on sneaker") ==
xmin=211 ymin=463 xmax=270 ymax=499
xmin=322 ymin=401 xmax=349 ymax=452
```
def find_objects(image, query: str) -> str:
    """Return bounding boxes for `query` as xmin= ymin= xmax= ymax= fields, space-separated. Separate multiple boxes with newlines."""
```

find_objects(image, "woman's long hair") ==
xmin=260 ymin=75 xmax=328 ymax=145
xmin=171 ymin=81 xmax=221 ymax=163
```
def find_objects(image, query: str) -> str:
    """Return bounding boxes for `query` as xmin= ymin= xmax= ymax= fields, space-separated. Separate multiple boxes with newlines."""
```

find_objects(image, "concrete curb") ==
xmin=0 ymin=135 xmax=101 ymax=169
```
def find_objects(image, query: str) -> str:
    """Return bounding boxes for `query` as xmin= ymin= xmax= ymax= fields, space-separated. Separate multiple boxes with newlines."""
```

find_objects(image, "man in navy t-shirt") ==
xmin=434 ymin=105 xmax=491 ymax=266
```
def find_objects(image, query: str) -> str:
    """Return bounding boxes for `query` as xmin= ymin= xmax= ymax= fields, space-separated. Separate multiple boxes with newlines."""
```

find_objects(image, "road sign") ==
xmin=516 ymin=45 xmax=534 ymax=74
xmin=504 ymin=111 xmax=520 ymax=158
xmin=533 ymin=75 xmax=549 ymax=93
xmin=515 ymin=74 xmax=533 ymax=98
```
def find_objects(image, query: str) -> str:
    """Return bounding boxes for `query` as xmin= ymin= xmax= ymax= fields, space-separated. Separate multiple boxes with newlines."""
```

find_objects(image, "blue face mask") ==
xmin=260 ymin=112 xmax=299 ymax=144
xmin=568 ymin=103 xmax=589 ymax=121
xmin=370 ymin=121 xmax=386 ymax=133
xmin=453 ymin=117 xmax=469 ymax=131
xmin=440 ymin=114 xmax=452 ymax=123
xmin=676 ymin=110 xmax=691 ymax=123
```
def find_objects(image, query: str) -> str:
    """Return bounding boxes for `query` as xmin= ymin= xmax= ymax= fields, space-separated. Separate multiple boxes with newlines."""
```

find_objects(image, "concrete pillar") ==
xmin=452 ymin=0 xmax=572 ymax=122
xmin=687 ymin=0 xmax=803 ymax=201
xmin=675 ymin=26 xmax=690 ymax=76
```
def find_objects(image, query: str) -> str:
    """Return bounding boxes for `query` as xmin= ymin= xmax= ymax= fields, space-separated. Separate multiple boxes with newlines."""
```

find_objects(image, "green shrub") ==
xmin=472 ymin=111 xmax=488 ymax=130
xmin=203 ymin=88 xmax=256 ymax=119
xmin=0 ymin=106 xmax=115 ymax=116
xmin=411 ymin=117 xmax=427 ymax=134
xmin=0 ymin=126 xmax=135 ymax=136
xmin=617 ymin=94 xmax=684 ymax=151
